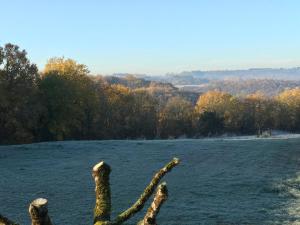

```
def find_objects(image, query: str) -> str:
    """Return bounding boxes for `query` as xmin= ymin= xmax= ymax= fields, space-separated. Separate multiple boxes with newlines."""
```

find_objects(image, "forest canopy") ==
xmin=1 ymin=43 xmax=300 ymax=144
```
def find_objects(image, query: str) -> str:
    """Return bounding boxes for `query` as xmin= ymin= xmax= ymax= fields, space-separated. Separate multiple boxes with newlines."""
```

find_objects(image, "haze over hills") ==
xmin=110 ymin=67 xmax=300 ymax=96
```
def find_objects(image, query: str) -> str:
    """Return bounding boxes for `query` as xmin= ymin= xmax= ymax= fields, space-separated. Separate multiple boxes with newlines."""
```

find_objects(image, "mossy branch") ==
xmin=138 ymin=182 xmax=168 ymax=225
xmin=28 ymin=198 xmax=52 ymax=225
xmin=1 ymin=158 xmax=179 ymax=225
xmin=92 ymin=161 xmax=111 ymax=224
xmin=112 ymin=158 xmax=179 ymax=225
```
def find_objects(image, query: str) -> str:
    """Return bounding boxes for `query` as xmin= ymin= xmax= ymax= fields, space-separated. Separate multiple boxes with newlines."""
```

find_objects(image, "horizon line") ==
xmin=99 ymin=66 xmax=300 ymax=77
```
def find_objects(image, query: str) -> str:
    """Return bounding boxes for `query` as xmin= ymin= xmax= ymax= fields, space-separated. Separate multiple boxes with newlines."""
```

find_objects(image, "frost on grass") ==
xmin=1 ymin=158 xmax=180 ymax=225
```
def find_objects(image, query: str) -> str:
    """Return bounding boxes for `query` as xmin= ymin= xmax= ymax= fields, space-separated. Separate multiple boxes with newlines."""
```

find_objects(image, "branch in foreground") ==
xmin=0 ymin=214 xmax=18 ymax=225
xmin=113 ymin=158 xmax=179 ymax=225
xmin=138 ymin=182 xmax=168 ymax=225
xmin=28 ymin=198 xmax=52 ymax=225
xmin=1 ymin=158 xmax=179 ymax=225
xmin=93 ymin=161 xmax=111 ymax=225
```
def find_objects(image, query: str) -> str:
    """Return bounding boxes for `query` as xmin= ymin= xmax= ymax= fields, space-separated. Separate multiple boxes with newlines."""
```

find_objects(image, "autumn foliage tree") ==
xmin=130 ymin=90 xmax=158 ymax=138
xmin=158 ymin=97 xmax=194 ymax=138
xmin=39 ymin=57 xmax=100 ymax=141
xmin=195 ymin=91 xmax=243 ymax=134
xmin=276 ymin=88 xmax=300 ymax=132
xmin=2 ymin=43 xmax=300 ymax=144
xmin=241 ymin=92 xmax=276 ymax=134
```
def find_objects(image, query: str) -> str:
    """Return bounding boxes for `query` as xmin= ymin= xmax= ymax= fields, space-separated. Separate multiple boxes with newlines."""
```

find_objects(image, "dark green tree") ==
xmin=196 ymin=111 xmax=224 ymax=136
xmin=0 ymin=43 xmax=41 ymax=144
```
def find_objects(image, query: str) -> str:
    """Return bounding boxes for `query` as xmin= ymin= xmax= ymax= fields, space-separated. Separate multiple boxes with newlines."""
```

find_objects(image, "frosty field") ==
xmin=1 ymin=138 xmax=300 ymax=224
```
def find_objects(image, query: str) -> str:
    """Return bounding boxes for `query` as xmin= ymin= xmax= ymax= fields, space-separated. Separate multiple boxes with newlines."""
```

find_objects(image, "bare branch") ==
xmin=113 ymin=158 xmax=179 ymax=225
xmin=138 ymin=182 xmax=168 ymax=225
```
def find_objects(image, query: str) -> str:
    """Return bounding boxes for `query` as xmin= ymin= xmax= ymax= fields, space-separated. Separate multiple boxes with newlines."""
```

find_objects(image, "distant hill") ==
xmin=177 ymin=79 xmax=300 ymax=96
xmin=107 ymin=68 xmax=300 ymax=96
xmin=158 ymin=68 xmax=300 ymax=85
xmin=97 ymin=75 xmax=201 ymax=105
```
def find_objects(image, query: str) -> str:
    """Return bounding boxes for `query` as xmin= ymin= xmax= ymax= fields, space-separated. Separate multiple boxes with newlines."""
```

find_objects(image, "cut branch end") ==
xmin=29 ymin=198 xmax=52 ymax=225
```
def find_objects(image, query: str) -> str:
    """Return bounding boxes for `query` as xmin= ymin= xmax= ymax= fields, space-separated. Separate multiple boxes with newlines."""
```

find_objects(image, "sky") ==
xmin=1 ymin=0 xmax=300 ymax=75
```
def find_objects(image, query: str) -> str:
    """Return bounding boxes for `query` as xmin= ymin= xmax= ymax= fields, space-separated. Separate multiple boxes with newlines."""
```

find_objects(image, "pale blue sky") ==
xmin=1 ymin=0 xmax=300 ymax=75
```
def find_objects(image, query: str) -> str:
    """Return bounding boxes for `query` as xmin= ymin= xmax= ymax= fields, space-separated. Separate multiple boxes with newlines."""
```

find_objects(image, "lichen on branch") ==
xmin=1 ymin=158 xmax=179 ymax=225
xmin=28 ymin=198 xmax=52 ymax=225
xmin=93 ymin=161 xmax=112 ymax=224
xmin=112 ymin=158 xmax=180 ymax=225
xmin=138 ymin=182 xmax=168 ymax=225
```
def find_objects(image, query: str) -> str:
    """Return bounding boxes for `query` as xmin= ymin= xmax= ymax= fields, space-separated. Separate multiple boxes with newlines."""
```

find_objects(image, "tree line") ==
xmin=1 ymin=43 xmax=300 ymax=144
